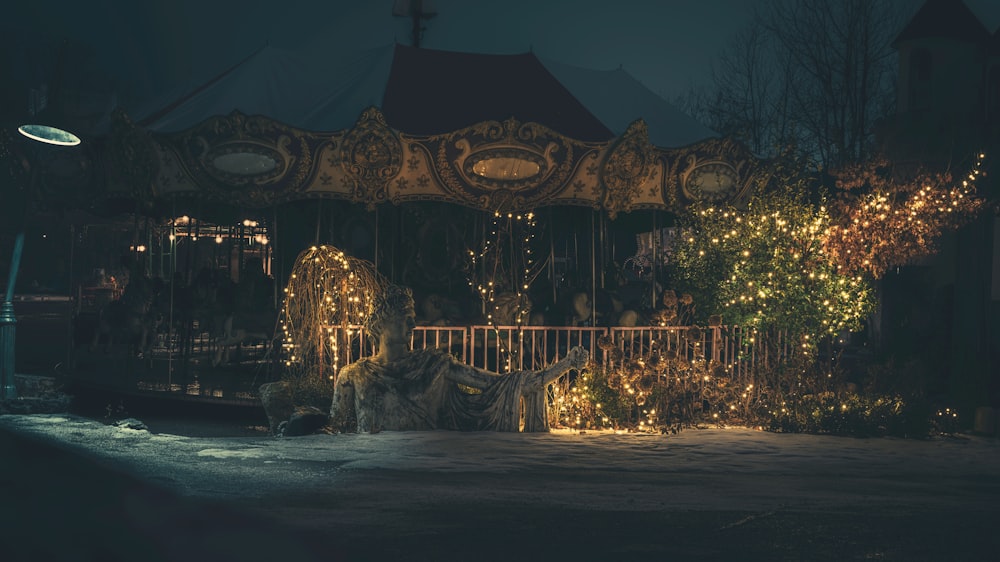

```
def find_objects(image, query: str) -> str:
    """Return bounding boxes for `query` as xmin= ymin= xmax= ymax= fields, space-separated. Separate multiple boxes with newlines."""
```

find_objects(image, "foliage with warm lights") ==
xmin=824 ymin=154 xmax=987 ymax=279
xmin=551 ymin=326 xmax=755 ymax=434
xmin=278 ymin=245 xmax=387 ymax=405
xmin=551 ymin=349 xmax=939 ymax=437
xmin=671 ymin=157 xmax=875 ymax=348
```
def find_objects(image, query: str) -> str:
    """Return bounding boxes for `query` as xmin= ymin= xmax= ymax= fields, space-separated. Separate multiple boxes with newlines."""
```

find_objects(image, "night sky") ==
xmin=5 ymin=0 xmax=1000 ymax=121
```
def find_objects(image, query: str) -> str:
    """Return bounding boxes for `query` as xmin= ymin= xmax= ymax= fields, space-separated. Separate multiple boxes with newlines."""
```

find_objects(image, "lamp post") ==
xmin=0 ymin=124 xmax=80 ymax=400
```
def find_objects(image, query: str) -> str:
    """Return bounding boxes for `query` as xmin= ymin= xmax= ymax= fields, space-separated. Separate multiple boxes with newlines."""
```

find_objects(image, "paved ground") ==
xmin=1 ymin=413 xmax=999 ymax=561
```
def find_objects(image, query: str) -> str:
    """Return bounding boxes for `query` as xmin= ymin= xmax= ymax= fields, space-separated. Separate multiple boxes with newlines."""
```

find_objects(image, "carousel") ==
xmin=4 ymin=44 xmax=766 ymax=408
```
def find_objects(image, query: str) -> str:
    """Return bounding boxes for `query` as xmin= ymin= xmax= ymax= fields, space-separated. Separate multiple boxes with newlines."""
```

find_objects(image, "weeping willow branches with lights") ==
xmin=279 ymin=245 xmax=388 ymax=387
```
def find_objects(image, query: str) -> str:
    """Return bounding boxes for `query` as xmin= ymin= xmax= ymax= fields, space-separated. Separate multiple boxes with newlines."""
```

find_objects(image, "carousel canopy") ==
xmin=133 ymin=43 xmax=716 ymax=148
xmin=101 ymin=43 xmax=762 ymax=217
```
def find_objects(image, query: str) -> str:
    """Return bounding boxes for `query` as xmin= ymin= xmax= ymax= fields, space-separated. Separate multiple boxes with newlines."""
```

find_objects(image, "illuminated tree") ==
xmin=670 ymin=150 xmax=988 ymax=353
xmin=824 ymin=154 xmax=987 ymax=279
xmin=671 ymin=157 xmax=875 ymax=348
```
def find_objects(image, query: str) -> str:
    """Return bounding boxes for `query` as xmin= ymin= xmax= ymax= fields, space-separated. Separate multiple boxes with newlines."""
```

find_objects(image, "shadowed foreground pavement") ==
xmin=1 ymin=414 xmax=999 ymax=561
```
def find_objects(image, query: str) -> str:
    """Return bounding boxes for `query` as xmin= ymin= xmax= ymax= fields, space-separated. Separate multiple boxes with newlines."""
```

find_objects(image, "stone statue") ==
xmin=330 ymin=285 xmax=588 ymax=432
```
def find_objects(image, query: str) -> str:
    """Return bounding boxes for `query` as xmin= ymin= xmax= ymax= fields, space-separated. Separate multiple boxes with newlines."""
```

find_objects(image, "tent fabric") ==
xmin=381 ymin=45 xmax=613 ymax=141
xmin=538 ymin=57 xmax=717 ymax=148
xmin=137 ymin=44 xmax=396 ymax=134
xmin=134 ymin=43 xmax=715 ymax=147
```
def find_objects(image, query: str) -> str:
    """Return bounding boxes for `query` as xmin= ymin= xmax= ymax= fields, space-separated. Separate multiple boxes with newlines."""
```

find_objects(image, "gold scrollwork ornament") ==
xmin=341 ymin=107 xmax=403 ymax=209
xmin=601 ymin=119 xmax=655 ymax=218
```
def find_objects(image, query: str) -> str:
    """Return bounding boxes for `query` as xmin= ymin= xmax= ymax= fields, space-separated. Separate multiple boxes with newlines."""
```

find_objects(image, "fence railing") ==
xmin=308 ymin=324 xmax=792 ymax=379
xmin=142 ymin=323 xmax=792 ymax=382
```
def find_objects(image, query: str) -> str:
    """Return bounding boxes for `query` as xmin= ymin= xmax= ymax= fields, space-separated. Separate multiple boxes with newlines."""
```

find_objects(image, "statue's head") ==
xmin=365 ymin=284 xmax=415 ymax=341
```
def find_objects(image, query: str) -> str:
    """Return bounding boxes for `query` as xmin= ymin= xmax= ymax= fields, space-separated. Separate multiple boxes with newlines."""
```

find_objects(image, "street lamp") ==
xmin=0 ymin=123 xmax=81 ymax=399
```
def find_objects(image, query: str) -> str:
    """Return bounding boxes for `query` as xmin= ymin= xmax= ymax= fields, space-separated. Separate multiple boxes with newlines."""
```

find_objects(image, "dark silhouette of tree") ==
xmin=683 ymin=0 xmax=903 ymax=168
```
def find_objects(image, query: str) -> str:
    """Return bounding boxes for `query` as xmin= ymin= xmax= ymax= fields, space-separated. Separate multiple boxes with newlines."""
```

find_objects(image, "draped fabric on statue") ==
xmin=335 ymin=347 xmax=549 ymax=432
xmin=444 ymin=364 xmax=549 ymax=433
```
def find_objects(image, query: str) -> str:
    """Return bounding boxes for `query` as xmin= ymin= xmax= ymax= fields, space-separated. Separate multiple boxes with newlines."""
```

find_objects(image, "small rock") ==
xmin=259 ymin=381 xmax=294 ymax=435
xmin=114 ymin=418 xmax=148 ymax=431
xmin=283 ymin=406 xmax=329 ymax=437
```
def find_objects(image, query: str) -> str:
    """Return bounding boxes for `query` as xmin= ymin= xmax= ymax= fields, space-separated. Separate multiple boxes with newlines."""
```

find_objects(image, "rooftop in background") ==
xmin=893 ymin=0 xmax=993 ymax=48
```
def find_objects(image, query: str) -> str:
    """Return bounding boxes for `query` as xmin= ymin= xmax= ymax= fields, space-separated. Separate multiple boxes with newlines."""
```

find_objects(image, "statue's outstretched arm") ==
xmin=444 ymin=361 xmax=495 ymax=389
xmin=527 ymin=345 xmax=589 ymax=391
xmin=444 ymin=345 xmax=589 ymax=391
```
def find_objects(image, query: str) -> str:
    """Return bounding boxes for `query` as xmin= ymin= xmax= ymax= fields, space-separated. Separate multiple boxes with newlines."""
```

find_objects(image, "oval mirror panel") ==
xmin=212 ymin=152 xmax=278 ymax=176
xmin=471 ymin=157 xmax=541 ymax=181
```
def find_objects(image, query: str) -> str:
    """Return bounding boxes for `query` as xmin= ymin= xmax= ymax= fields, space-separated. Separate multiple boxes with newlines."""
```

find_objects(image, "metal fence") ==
xmin=311 ymin=324 xmax=791 ymax=379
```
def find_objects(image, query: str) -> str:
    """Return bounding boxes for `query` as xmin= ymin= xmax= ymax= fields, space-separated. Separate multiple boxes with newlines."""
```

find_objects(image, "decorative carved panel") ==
xmin=422 ymin=117 xmax=596 ymax=212
xmin=164 ymin=111 xmax=317 ymax=207
xmin=600 ymin=120 xmax=657 ymax=218
xmin=678 ymin=137 xmax=759 ymax=205
xmin=340 ymin=107 xmax=403 ymax=209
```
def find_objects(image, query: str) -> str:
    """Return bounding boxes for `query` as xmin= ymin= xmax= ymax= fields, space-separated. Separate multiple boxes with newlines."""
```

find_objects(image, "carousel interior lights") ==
xmin=467 ymin=209 xmax=542 ymax=371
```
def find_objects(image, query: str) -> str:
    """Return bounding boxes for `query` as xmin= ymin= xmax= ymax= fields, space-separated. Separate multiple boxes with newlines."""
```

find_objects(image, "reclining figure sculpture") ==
xmin=330 ymin=284 xmax=589 ymax=432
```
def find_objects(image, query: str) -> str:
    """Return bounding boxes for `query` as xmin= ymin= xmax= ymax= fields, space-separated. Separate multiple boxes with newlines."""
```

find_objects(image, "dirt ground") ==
xmin=1 ymin=413 xmax=998 ymax=561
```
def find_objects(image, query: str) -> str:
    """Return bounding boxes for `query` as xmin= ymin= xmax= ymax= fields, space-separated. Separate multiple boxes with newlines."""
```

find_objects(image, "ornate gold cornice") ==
xmin=137 ymin=108 xmax=761 ymax=214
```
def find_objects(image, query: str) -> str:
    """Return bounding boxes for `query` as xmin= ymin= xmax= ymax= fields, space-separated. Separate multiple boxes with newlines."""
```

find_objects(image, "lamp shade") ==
xmin=17 ymin=124 xmax=81 ymax=147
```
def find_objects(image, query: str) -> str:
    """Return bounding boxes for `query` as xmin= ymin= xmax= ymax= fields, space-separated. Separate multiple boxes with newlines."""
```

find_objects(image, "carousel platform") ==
xmin=64 ymin=345 xmax=271 ymax=413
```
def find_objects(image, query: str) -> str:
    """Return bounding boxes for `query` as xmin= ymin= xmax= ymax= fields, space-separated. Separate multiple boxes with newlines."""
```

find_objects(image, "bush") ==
xmin=553 ymin=355 xmax=939 ymax=438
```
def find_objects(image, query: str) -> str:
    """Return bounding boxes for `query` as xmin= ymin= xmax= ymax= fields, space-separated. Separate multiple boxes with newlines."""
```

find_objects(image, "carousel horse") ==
xmin=211 ymin=263 xmax=276 ymax=366
xmin=89 ymin=274 xmax=161 ymax=357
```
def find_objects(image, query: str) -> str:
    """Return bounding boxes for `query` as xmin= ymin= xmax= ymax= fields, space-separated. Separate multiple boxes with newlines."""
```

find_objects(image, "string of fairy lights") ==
xmin=466 ymin=209 xmax=544 ymax=371
xmin=825 ymin=152 xmax=987 ymax=279
xmin=678 ymin=192 xmax=875 ymax=352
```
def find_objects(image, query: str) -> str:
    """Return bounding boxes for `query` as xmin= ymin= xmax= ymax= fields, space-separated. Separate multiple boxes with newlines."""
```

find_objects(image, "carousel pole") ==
xmin=590 ymin=210 xmax=596 ymax=326
xmin=66 ymin=223 xmax=75 ymax=373
xmin=480 ymin=213 xmax=486 ymax=317
xmin=145 ymin=216 xmax=152 ymax=277
xmin=314 ymin=199 xmax=323 ymax=245
xmin=272 ymin=205 xmax=279 ymax=308
xmin=549 ymin=208 xmax=556 ymax=306
xmin=651 ymin=210 xmax=657 ymax=310
xmin=599 ymin=210 xmax=606 ymax=289
xmin=573 ymin=228 xmax=579 ymax=285
xmin=374 ymin=206 xmax=379 ymax=271
xmin=394 ymin=206 xmax=403 ymax=283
